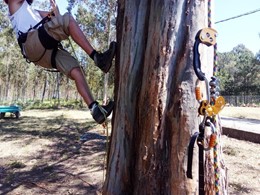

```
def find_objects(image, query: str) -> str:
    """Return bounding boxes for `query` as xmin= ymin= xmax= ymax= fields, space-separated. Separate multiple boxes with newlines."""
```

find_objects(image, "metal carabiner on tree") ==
xmin=196 ymin=85 xmax=225 ymax=117
xmin=203 ymin=119 xmax=217 ymax=151
xmin=193 ymin=28 xmax=225 ymax=117
xmin=193 ymin=28 xmax=217 ymax=81
xmin=195 ymin=78 xmax=212 ymax=116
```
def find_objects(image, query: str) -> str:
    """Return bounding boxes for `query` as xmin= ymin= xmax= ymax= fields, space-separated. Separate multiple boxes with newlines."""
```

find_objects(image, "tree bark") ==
xmin=104 ymin=0 xmax=226 ymax=194
xmin=41 ymin=74 xmax=47 ymax=102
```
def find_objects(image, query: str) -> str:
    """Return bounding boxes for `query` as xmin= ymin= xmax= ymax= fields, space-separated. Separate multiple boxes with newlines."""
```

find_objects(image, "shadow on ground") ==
xmin=0 ymin=112 xmax=109 ymax=194
xmin=221 ymin=116 xmax=260 ymax=125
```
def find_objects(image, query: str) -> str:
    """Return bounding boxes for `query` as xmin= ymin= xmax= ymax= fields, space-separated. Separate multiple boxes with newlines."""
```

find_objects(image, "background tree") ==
xmin=218 ymin=44 xmax=260 ymax=95
xmin=254 ymin=51 xmax=260 ymax=94
xmin=74 ymin=0 xmax=117 ymax=101
xmin=231 ymin=45 xmax=256 ymax=95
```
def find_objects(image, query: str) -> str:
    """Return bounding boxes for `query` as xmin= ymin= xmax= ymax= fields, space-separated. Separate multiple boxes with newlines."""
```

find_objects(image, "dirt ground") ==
xmin=0 ymin=109 xmax=107 ymax=195
xmin=0 ymin=108 xmax=259 ymax=194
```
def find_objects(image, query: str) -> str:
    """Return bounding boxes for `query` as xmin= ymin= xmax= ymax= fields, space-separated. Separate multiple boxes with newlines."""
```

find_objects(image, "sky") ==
xmin=56 ymin=0 xmax=69 ymax=14
xmin=55 ymin=0 xmax=260 ymax=55
xmin=215 ymin=0 xmax=260 ymax=54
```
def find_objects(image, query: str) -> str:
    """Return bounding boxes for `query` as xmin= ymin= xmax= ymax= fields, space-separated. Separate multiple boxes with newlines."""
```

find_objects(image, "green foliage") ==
xmin=218 ymin=44 xmax=260 ymax=95
xmin=0 ymin=3 xmax=9 ymax=31
xmin=9 ymin=161 xmax=26 ymax=169
xmin=18 ymin=99 xmax=83 ymax=110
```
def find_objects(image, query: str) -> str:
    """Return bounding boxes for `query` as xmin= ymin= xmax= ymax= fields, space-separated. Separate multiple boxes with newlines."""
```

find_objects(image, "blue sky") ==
xmin=215 ymin=0 xmax=260 ymax=54
xmin=56 ymin=0 xmax=69 ymax=14
xmin=56 ymin=0 xmax=260 ymax=55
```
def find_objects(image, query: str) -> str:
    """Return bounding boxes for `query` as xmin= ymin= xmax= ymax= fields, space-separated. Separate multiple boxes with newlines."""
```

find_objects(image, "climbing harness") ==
xmin=17 ymin=10 xmax=61 ymax=69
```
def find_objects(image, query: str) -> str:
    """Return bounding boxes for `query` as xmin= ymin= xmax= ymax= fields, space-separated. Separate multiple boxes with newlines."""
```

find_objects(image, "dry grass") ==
xmin=220 ymin=106 xmax=260 ymax=194
xmin=0 ymin=109 xmax=106 ymax=194
xmin=220 ymin=106 xmax=260 ymax=120
xmin=222 ymin=136 xmax=260 ymax=195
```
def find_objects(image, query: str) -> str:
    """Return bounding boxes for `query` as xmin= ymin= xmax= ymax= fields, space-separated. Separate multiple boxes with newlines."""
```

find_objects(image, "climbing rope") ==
xmin=208 ymin=1 xmax=221 ymax=194
xmin=66 ymin=1 xmax=115 ymax=182
xmin=58 ymin=0 xmax=109 ymax=172
xmin=208 ymin=0 xmax=212 ymax=28
xmin=68 ymin=37 xmax=109 ymax=181
xmin=187 ymin=1 xmax=226 ymax=194
xmin=208 ymin=0 xmax=218 ymax=76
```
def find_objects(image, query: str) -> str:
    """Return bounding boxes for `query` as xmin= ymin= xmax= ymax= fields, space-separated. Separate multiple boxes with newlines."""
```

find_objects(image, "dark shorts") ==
xmin=23 ymin=13 xmax=79 ymax=78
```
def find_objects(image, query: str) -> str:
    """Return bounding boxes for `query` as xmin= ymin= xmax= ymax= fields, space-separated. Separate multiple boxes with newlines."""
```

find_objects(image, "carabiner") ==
xmin=193 ymin=28 xmax=217 ymax=81
xmin=200 ymin=120 xmax=217 ymax=150
xmin=195 ymin=78 xmax=212 ymax=116
xmin=195 ymin=78 xmax=210 ymax=103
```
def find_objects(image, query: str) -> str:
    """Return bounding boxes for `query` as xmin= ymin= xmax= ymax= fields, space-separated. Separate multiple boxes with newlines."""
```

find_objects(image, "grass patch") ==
xmin=0 ymin=99 xmax=85 ymax=110
xmin=229 ymin=182 xmax=252 ymax=194
xmin=223 ymin=146 xmax=237 ymax=156
xmin=8 ymin=161 xmax=26 ymax=169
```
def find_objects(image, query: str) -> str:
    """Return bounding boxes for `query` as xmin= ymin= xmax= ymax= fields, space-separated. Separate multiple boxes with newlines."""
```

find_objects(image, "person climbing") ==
xmin=4 ymin=0 xmax=116 ymax=124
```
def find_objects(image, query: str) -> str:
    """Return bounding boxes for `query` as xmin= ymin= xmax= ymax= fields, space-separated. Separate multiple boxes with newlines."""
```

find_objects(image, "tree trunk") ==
xmin=4 ymin=56 xmax=12 ymax=102
xmin=55 ymin=73 xmax=60 ymax=105
xmin=104 ymin=0 xmax=227 ymax=194
xmin=103 ymin=73 xmax=109 ymax=104
xmin=41 ymin=74 xmax=47 ymax=102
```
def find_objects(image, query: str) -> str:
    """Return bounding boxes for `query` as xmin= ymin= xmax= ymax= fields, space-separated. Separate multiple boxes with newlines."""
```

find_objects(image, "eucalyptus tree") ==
xmin=103 ymin=0 xmax=227 ymax=194
xmin=0 ymin=2 xmax=26 ymax=102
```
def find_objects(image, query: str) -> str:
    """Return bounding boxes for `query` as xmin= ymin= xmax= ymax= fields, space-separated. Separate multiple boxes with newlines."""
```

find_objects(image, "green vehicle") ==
xmin=0 ymin=105 xmax=21 ymax=119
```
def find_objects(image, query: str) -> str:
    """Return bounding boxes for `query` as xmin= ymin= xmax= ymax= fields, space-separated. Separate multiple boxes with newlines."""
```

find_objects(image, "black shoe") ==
xmin=94 ymin=42 xmax=117 ymax=73
xmin=91 ymin=101 xmax=114 ymax=124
